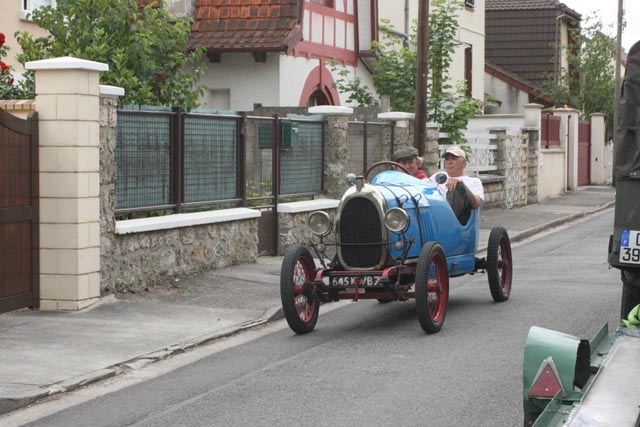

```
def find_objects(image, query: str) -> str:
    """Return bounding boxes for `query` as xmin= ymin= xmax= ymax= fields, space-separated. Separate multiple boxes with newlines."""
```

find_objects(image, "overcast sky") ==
xmin=560 ymin=0 xmax=640 ymax=52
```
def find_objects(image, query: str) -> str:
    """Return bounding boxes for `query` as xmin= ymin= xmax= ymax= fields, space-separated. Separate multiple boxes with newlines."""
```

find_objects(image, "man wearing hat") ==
xmin=392 ymin=145 xmax=427 ymax=179
xmin=433 ymin=145 xmax=484 ymax=225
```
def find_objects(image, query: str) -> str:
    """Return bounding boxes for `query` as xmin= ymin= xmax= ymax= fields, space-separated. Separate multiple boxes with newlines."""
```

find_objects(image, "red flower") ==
xmin=9 ymin=78 xmax=14 ymax=86
xmin=0 ymin=33 xmax=5 ymax=46
xmin=0 ymin=62 xmax=8 ymax=73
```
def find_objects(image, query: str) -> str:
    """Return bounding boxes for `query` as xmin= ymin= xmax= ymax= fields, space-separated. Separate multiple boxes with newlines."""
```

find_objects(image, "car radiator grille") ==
xmin=339 ymin=197 xmax=384 ymax=268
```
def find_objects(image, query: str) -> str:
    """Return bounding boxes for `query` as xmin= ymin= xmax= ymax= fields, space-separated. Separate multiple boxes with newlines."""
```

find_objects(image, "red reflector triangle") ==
xmin=528 ymin=357 xmax=566 ymax=398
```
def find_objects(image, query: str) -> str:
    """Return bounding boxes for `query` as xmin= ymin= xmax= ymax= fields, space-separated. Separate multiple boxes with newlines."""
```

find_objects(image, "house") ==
xmin=484 ymin=61 xmax=553 ymax=114
xmin=378 ymin=0 xmax=486 ymax=102
xmin=484 ymin=0 xmax=581 ymax=112
xmin=187 ymin=0 xmax=379 ymax=111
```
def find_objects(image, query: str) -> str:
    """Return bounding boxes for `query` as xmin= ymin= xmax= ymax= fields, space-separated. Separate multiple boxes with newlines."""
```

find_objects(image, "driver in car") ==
xmin=432 ymin=146 xmax=484 ymax=225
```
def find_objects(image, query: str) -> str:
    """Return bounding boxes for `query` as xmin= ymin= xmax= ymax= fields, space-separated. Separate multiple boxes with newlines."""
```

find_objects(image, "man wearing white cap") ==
xmin=432 ymin=145 xmax=484 ymax=225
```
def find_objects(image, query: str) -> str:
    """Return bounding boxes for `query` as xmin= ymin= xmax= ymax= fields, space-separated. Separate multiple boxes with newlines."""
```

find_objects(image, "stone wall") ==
xmin=278 ymin=208 xmax=338 ymax=255
xmin=481 ymin=176 xmax=506 ymax=209
xmin=99 ymin=98 xmax=259 ymax=292
xmin=103 ymin=221 xmax=258 ymax=290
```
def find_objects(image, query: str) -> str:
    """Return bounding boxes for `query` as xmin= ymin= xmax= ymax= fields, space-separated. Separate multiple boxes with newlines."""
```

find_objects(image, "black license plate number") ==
xmin=330 ymin=274 xmax=379 ymax=287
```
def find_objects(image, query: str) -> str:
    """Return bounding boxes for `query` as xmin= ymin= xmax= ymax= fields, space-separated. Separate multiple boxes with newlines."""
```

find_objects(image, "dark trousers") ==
xmin=446 ymin=184 xmax=472 ymax=225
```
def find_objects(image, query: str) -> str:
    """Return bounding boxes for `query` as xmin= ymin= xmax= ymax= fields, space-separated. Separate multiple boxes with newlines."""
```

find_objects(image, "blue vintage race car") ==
xmin=280 ymin=161 xmax=513 ymax=334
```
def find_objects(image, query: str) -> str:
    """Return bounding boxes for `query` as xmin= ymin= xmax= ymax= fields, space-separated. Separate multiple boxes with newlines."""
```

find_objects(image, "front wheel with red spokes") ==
xmin=415 ymin=242 xmax=449 ymax=333
xmin=487 ymin=226 xmax=513 ymax=302
xmin=280 ymin=245 xmax=319 ymax=334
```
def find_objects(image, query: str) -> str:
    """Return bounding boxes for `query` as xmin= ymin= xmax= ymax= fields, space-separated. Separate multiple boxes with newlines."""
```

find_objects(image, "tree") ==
xmin=542 ymin=16 xmax=616 ymax=138
xmin=343 ymin=0 xmax=480 ymax=145
xmin=15 ymin=0 xmax=205 ymax=109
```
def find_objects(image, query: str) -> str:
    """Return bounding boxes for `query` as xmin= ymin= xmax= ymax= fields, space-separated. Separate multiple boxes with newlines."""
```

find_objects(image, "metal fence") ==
xmin=438 ymin=132 xmax=498 ymax=176
xmin=346 ymin=121 xmax=395 ymax=175
xmin=115 ymin=109 xmax=324 ymax=216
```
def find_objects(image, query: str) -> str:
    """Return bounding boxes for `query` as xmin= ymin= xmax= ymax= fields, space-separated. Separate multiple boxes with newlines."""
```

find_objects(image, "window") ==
xmin=464 ymin=47 xmax=472 ymax=97
xmin=465 ymin=0 xmax=475 ymax=8
xmin=310 ymin=0 xmax=334 ymax=7
xmin=20 ymin=0 xmax=58 ymax=20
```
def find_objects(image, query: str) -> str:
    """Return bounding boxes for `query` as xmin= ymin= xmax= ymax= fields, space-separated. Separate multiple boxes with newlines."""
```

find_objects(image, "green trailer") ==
xmin=523 ymin=324 xmax=640 ymax=426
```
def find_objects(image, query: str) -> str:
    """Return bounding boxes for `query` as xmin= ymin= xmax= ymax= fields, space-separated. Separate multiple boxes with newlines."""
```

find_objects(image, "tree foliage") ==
xmin=327 ymin=60 xmax=379 ymax=107
xmin=542 ymin=16 xmax=616 ymax=138
xmin=15 ymin=0 xmax=205 ymax=109
xmin=371 ymin=0 xmax=480 ymax=144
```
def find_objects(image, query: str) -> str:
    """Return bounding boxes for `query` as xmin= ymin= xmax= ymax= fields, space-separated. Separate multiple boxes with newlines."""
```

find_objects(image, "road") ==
xmin=11 ymin=210 xmax=621 ymax=427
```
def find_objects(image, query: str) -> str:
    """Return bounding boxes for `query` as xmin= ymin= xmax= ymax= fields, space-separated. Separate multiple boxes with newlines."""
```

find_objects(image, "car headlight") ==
xmin=309 ymin=211 xmax=332 ymax=236
xmin=384 ymin=208 xmax=409 ymax=233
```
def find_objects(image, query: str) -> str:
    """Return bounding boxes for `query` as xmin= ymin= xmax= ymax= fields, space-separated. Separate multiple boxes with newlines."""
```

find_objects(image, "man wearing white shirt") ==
xmin=431 ymin=145 xmax=484 ymax=225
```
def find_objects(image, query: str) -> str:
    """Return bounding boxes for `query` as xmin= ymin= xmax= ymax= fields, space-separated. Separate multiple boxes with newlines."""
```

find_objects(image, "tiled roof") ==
xmin=189 ymin=0 xmax=302 ymax=53
xmin=486 ymin=0 xmax=580 ymax=19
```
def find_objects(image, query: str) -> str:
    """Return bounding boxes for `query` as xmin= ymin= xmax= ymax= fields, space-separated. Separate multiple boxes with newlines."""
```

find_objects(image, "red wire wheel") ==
xmin=280 ymin=245 xmax=319 ymax=334
xmin=487 ymin=227 xmax=513 ymax=302
xmin=415 ymin=242 xmax=449 ymax=333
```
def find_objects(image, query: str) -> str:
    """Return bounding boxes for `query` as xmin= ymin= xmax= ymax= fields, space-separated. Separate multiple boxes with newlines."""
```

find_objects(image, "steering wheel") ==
xmin=365 ymin=161 xmax=411 ymax=181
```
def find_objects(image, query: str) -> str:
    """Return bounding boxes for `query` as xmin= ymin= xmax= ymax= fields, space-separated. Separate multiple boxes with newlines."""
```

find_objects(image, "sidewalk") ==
xmin=0 ymin=186 xmax=616 ymax=415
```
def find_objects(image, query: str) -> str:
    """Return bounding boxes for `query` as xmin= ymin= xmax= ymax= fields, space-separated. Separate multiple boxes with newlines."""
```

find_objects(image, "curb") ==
xmin=477 ymin=201 xmax=615 ymax=253
xmin=0 ymin=308 xmax=286 ymax=416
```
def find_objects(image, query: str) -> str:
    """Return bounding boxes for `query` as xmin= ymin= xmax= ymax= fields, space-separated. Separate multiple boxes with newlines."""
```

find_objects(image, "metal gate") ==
xmin=541 ymin=114 xmax=561 ymax=148
xmin=578 ymin=120 xmax=591 ymax=185
xmin=0 ymin=109 xmax=39 ymax=313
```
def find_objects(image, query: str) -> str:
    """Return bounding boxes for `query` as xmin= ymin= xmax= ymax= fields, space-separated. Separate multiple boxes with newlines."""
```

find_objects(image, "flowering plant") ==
xmin=0 ymin=32 xmax=30 ymax=100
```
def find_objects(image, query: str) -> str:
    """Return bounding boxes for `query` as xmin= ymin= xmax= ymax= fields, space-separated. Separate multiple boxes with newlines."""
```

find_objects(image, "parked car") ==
xmin=279 ymin=161 xmax=513 ymax=334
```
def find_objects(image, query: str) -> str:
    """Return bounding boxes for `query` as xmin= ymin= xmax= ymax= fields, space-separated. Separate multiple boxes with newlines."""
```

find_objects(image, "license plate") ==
xmin=329 ymin=274 xmax=380 ymax=287
xmin=620 ymin=229 xmax=640 ymax=265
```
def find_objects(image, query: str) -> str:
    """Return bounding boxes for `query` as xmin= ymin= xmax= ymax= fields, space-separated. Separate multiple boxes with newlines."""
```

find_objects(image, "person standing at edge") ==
xmin=433 ymin=145 xmax=484 ymax=225
xmin=392 ymin=145 xmax=427 ymax=179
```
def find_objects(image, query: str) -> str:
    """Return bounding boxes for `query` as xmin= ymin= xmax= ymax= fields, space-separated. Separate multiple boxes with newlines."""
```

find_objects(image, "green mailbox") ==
xmin=258 ymin=122 xmax=299 ymax=149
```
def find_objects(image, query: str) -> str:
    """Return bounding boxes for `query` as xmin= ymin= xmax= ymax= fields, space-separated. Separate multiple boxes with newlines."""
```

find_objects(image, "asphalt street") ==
xmin=0 ymin=185 xmax=617 ymax=418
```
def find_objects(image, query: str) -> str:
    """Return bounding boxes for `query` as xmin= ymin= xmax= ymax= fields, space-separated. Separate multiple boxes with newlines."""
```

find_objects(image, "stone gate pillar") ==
xmin=553 ymin=107 xmax=580 ymax=191
xmin=524 ymin=103 xmax=543 ymax=204
xmin=308 ymin=105 xmax=353 ymax=200
xmin=26 ymin=57 xmax=107 ymax=310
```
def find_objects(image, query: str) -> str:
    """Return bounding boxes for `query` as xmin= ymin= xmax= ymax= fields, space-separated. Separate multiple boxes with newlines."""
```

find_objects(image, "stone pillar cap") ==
xmin=378 ymin=112 xmax=415 ymax=121
xmin=100 ymin=85 xmax=125 ymax=97
xmin=308 ymin=105 xmax=353 ymax=115
xmin=26 ymin=56 xmax=108 ymax=72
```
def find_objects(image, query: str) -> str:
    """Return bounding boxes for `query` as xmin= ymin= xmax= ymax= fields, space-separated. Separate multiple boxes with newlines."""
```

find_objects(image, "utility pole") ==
xmin=614 ymin=0 xmax=623 ymax=186
xmin=414 ymin=0 xmax=429 ymax=155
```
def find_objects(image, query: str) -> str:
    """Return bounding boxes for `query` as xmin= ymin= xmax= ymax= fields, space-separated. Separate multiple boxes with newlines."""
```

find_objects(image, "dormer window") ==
xmin=20 ymin=0 xmax=58 ymax=20
xmin=310 ymin=0 xmax=334 ymax=7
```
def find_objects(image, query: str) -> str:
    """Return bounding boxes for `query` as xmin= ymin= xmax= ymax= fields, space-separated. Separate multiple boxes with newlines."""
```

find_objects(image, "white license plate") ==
xmin=620 ymin=229 xmax=640 ymax=265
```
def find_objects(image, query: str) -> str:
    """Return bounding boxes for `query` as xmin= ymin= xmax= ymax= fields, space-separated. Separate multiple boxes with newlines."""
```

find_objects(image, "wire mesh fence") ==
xmin=115 ymin=110 xmax=326 ymax=216
xmin=116 ymin=111 xmax=172 ymax=210
xmin=347 ymin=121 xmax=394 ymax=176
xmin=183 ymin=114 xmax=238 ymax=204
xmin=280 ymin=119 xmax=323 ymax=195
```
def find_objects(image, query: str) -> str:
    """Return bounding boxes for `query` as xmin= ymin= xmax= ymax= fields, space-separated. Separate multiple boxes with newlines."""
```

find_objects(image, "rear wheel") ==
xmin=487 ymin=227 xmax=513 ymax=302
xmin=280 ymin=245 xmax=318 ymax=334
xmin=415 ymin=242 xmax=449 ymax=333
